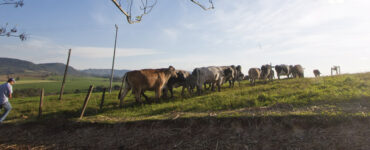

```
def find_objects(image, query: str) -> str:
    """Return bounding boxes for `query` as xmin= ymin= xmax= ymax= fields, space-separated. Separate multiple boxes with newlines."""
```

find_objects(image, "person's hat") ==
xmin=7 ymin=78 xmax=16 ymax=83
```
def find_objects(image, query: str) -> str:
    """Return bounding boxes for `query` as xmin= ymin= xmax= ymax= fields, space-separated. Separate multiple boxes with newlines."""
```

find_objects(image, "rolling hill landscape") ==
xmin=0 ymin=57 xmax=130 ymax=80
xmin=1 ymin=0 xmax=370 ymax=149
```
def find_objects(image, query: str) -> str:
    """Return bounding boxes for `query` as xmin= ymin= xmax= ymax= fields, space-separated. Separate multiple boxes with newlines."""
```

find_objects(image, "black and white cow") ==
xmin=275 ymin=64 xmax=292 ymax=79
xmin=163 ymin=70 xmax=191 ymax=98
xmin=261 ymin=64 xmax=274 ymax=82
xmin=192 ymin=66 xmax=233 ymax=95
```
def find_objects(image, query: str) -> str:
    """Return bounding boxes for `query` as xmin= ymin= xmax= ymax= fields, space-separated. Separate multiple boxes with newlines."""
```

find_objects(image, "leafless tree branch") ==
xmin=1 ymin=1 xmax=27 ymax=41
xmin=0 ymin=24 xmax=27 ymax=41
xmin=190 ymin=0 xmax=214 ymax=11
xmin=112 ymin=0 xmax=157 ymax=24
xmin=112 ymin=0 xmax=213 ymax=24
xmin=0 ymin=0 xmax=24 ymax=7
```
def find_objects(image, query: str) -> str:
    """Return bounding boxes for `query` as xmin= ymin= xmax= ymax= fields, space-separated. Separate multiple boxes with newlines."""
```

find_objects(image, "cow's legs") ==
xmin=119 ymin=87 xmax=131 ymax=108
xmin=251 ymin=79 xmax=255 ymax=86
xmin=155 ymin=87 xmax=162 ymax=102
xmin=217 ymin=82 xmax=221 ymax=92
xmin=162 ymin=88 xmax=169 ymax=98
xmin=169 ymin=88 xmax=174 ymax=98
xmin=197 ymin=85 xmax=202 ymax=96
xmin=141 ymin=91 xmax=149 ymax=102
xmin=134 ymin=89 xmax=142 ymax=103
xmin=211 ymin=83 xmax=216 ymax=91
xmin=181 ymin=86 xmax=186 ymax=97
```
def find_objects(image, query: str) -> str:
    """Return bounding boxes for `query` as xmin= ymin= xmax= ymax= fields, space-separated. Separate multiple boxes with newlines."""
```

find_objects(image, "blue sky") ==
xmin=0 ymin=0 xmax=369 ymax=77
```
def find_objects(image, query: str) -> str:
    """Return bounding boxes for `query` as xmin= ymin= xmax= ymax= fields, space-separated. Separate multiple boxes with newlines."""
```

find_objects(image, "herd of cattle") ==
xmin=118 ymin=64 xmax=317 ymax=104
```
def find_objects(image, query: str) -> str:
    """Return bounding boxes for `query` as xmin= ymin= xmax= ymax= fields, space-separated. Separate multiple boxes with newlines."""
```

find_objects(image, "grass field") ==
xmin=1 ymin=73 xmax=369 ymax=149
xmin=4 ymin=72 xmax=370 ymax=123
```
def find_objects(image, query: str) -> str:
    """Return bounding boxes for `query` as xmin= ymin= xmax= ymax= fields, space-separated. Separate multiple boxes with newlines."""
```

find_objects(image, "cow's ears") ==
xmin=169 ymin=66 xmax=175 ymax=70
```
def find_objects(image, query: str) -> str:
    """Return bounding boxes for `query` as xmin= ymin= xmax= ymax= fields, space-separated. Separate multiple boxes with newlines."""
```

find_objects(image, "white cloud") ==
xmin=0 ymin=37 xmax=160 ymax=69
xmin=72 ymin=47 xmax=160 ymax=58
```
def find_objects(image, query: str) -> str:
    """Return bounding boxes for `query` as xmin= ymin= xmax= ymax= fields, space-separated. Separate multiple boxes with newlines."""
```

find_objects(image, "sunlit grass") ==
xmin=3 ymin=72 xmax=370 ymax=124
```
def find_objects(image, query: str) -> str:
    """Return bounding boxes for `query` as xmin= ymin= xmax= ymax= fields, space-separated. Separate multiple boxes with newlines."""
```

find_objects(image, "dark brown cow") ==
xmin=118 ymin=66 xmax=177 ymax=106
xmin=313 ymin=69 xmax=321 ymax=77
xmin=163 ymin=70 xmax=190 ymax=98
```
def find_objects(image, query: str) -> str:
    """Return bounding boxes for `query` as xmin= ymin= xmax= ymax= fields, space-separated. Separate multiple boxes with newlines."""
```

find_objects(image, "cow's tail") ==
xmin=118 ymin=73 xmax=128 ymax=99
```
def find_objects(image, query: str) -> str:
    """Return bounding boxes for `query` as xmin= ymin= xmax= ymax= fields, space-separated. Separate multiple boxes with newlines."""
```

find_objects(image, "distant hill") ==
xmin=81 ymin=69 xmax=130 ymax=78
xmin=39 ymin=63 xmax=85 ymax=76
xmin=0 ymin=57 xmax=130 ymax=79
xmin=0 ymin=57 xmax=84 ymax=77
xmin=0 ymin=58 xmax=45 ymax=75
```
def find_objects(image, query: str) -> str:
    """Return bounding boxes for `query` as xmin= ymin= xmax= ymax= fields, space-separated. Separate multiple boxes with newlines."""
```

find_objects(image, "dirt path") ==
xmin=1 ymin=116 xmax=369 ymax=150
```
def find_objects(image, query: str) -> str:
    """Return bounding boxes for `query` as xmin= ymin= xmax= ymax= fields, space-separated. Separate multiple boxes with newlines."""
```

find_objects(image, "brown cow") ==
xmin=118 ymin=66 xmax=177 ymax=106
xmin=248 ymin=68 xmax=261 ymax=86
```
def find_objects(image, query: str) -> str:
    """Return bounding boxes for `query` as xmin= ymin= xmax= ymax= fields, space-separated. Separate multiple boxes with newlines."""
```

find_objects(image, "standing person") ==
xmin=0 ymin=78 xmax=15 ymax=123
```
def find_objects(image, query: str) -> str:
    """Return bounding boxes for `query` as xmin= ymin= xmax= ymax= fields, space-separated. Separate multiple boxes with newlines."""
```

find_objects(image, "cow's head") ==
xmin=168 ymin=66 xmax=177 ymax=78
xmin=289 ymin=65 xmax=294 ymax=70
xmin=275 ymin=65 xmax=281 ymax=70
xmin=261 ymin=65 xmax=272 ymax=77
xmin=262 ymin=64 xmax=272 ymax=71
xmin=236 ymin=65 xmax=242 ymax=72
xmin=223 ymin=68 xmax=233 ymax=79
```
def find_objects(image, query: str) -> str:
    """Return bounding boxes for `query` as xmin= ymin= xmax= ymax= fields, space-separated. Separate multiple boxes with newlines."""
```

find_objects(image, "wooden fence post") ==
xmin=80 ymin=85 xmax=94 ymax=119
xmin=59 ymin=49 xmax=72 ymax=100
xmin=100 ymin=88 xmax=106 ymax=110
xmin=38 ymin=88 xmax=44 ymax=118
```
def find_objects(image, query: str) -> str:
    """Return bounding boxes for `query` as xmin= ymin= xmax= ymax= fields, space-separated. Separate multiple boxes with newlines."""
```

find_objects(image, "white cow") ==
xmin=192 ymin=66 xmax=233 ymax=95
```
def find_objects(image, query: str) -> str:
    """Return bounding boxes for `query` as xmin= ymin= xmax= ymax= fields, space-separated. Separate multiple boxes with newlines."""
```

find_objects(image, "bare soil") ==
xmin=1 ymin=116 xmax=369 ymax=150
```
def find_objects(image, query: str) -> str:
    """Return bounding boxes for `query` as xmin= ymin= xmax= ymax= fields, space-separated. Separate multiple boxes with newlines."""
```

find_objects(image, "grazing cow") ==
xmin=313 ymin=69 xmax=321 ymax=77
xmin=217 ymin=65 xmax=243 ymax=88
xmin=219 ymin=65 xmax=236 ymax=88
xmin=261 ymin=64 xmax=273 ymax=82
xmin=275 ymin=64 xmax=292 ymax=79
xmin=248 ymin=68 xmax=261 ymax=86
xmin=118 ymin=66 xmax=177 ymax=106
xmin=184 ymin=74 xmax=197 ymax=95
xmin=193 ymin=66 xmax=232 ymax=95
xmin=268 ymin=70 xmax=275 ymax=81
xmin=234 ymin=65 xmax=243 ymax=87
xmin=291 ymin=65 xmax=304 ymax=78
xmin=331 ymin=66 xmax=341 ymax=76
xmin=163 ymin=70 xmax=190 ymax=98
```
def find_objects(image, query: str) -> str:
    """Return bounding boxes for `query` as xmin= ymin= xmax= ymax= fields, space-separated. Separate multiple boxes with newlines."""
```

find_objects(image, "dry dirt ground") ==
xmin=0 ymin=116 xmax=369 ymax=150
